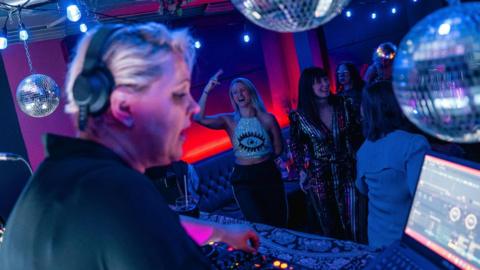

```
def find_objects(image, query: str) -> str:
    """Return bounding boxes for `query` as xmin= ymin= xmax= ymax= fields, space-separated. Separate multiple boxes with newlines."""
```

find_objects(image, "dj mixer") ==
xmin=202 ymin=242 xmax=308 ymax=270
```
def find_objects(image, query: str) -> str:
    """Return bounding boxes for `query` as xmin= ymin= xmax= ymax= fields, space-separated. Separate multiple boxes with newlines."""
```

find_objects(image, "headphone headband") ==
xmin=82 ymin=25 xmax=122 ymax=73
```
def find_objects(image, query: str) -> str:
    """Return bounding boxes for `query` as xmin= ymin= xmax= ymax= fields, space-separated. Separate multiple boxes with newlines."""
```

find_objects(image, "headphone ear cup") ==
xmin=72 ymin=66 xmax=114 ymax=115
xmin=87 ymin=67 xmax=115 ymax=115
xmin=72 ymin=74 xmax=92 ymax=107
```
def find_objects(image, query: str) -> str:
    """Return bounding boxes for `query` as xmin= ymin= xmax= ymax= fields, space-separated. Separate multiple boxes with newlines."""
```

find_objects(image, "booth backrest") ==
xmin=194 ymin=148 xmax=240 ymax=216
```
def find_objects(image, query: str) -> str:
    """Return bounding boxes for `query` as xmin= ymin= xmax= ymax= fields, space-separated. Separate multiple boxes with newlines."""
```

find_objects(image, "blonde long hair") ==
xmin=229 ymin=78 xmax=267 ymax=120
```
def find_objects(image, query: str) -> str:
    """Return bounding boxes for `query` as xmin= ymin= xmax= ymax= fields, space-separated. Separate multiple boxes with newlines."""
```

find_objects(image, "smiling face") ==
xmin=130 ymin=53 xmax=199 ymax=166
xmin=230 ymin=82 xmax=252 ymax=108
xmin=312 ymin=76 xmax=330 ymax=98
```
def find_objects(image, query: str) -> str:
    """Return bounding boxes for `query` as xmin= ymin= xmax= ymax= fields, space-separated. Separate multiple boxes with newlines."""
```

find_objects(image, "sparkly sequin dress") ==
xmin=289 ymin=99 xmax=363 ymax=241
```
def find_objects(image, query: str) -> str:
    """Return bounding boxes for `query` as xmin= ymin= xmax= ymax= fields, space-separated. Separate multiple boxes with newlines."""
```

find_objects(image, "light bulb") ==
xmin=0 ymin=37 xmax=7 ymax=50
xmin=438 ymin=23 xmax=451 ymax=35
xmin=66 ymin=5 xmax=82 ymax=22
xmin=19 ymin=29 xmax=28 ymax=41
xmin=79 ymin=23 xmax=88 ymax=33
xmin=194 ymin=40 xmax=201 ymax=49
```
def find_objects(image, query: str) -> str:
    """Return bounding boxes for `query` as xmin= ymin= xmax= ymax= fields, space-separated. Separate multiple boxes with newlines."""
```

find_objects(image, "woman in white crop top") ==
xmin=194 ymin=70 xmax=287 ymax=227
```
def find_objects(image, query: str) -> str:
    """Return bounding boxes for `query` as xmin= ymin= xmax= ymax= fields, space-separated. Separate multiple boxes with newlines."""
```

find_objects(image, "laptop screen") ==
xmin=404 ymin=153 xmax=480 ymax=270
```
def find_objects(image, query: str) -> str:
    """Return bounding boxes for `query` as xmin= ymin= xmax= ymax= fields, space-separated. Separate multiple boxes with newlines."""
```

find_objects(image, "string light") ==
xmin=79 ymin=23 xmax=88 ymax=33
xmin=0 ymin=1 xmax=416 ymax=50
xmin=194 ymin=40 xmax=201 ymax=49
xmin=0 ymin=14 xmax=8 ymax=50
xmin=19 ymin=23 xmax=28 ymax=41
xmin=340 ymin=2 xmax=411 ymax=21
xmin=17 ymin=4 xmax=29 ymax=41
xmin=242 ymin=24 xmax=251 ymax=44
xmin=0 ymin=32 xmax=7 ymax=50
xmin=66 ymin=4 xmax=82 ymax=22
xmin=243 ymin=33 xmax=250 ymax=43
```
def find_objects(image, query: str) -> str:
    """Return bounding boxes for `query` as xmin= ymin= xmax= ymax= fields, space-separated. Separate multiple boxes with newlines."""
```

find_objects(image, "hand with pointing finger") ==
xmin=203 ymin=69 xmax=223 ymax=95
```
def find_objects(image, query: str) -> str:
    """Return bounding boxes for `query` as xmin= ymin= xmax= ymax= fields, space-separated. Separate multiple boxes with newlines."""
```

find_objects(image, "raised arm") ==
xmin=193 ymin=70 xmax=228 ymax=130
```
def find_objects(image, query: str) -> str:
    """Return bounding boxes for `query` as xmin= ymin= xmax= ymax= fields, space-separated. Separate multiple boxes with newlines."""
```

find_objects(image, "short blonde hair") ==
xmin=65 ymin=22 xmax=195 ymax=114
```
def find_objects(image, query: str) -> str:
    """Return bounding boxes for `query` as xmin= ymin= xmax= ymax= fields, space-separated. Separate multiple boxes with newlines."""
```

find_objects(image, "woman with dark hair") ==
xmin=335 ymin=61 xmax=365 ymax=113
xmin=336 ymin=62 xmax=365 ymax=150
xmin=289 ymin=67 xmax=363 ymax=241
xmin=356 ymin=81 xmax=430 ymax=248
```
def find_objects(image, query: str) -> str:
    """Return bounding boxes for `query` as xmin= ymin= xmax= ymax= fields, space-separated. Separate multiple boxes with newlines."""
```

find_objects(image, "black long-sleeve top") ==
xmin=0 ymin=134 xmax=211 ymax=270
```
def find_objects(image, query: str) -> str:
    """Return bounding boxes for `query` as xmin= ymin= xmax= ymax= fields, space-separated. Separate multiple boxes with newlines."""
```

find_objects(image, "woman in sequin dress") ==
xmin=194 ymin=71 xmax=287 ymax=227
xmin=289 ymin=67 xmax=364 ymax=241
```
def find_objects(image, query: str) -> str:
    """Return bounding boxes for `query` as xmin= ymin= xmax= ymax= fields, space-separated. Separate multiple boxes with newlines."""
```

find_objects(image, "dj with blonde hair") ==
xmin=0 ymin=23 xmax=258 ymax=269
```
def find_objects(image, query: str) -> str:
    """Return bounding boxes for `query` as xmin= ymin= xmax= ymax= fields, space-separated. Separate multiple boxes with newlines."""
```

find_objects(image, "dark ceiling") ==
xmin=0 ymin=0 xmax=234 ymax=44
xmin=1 ymin=0 xmax=471 ymax=45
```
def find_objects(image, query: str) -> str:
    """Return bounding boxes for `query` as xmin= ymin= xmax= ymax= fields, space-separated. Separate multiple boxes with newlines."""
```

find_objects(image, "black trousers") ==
xmin=231 ymin=159 xmax=288 ymax=227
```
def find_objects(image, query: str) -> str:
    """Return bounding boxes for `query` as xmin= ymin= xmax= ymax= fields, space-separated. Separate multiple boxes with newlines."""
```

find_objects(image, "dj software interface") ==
xmin=406 ymin=155 xmax=480 ymax=269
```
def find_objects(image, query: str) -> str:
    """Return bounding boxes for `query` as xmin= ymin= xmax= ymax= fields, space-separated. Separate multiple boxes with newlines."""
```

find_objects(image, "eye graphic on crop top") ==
xmin=238 ymin=132 xmax=266 ymax=152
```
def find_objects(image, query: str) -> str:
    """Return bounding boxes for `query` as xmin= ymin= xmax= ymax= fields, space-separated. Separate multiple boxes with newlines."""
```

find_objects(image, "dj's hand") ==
xmin=217 ymin=224 xmax=260 ymax=253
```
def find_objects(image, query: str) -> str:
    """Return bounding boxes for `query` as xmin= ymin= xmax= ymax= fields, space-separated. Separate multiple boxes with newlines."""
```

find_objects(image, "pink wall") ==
xmin=261 ymin=30 xmax=300 ymax=123
xmin=307 ymin=31 xmax=324 ymax=68
xmin=1 ymin=40 xmax=75 ymax=170
xmin=1 ymin=28 xmax=312 ymax=165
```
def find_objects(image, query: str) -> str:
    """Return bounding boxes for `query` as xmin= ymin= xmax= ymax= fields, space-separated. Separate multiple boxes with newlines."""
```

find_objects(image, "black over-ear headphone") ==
xmin=72 ymin=25 xmax=122 ymax=131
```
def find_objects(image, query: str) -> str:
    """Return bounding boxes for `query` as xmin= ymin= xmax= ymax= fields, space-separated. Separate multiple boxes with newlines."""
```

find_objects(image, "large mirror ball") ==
xmin=393 ymin=3 xmax=480 ymax=143
xmin=231 ymin=0 xmax=351 ymax=33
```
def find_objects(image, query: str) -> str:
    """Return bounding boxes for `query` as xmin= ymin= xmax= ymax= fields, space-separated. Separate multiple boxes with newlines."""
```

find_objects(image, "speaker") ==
xmin=72 ymin=25 xmax=122 ymax=130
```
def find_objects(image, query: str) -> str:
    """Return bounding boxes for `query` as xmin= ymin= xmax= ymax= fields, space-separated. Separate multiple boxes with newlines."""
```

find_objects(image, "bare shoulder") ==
xmin=221 ymin=113 xmax=236 ymax=128
xmin=258 ymin=112 xmax=278 ymax=127
xmin=220 ymin=113 xmax=235 ymax=122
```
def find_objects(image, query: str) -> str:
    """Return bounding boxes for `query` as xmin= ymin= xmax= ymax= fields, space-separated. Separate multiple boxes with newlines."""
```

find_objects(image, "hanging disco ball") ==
xmin=16 ymin=74 xmax=60 ymax=118
xmin=231 ymin=0 xmax=351 ymax=33
xmin=393 ymin=2 xmax=480 ymax=143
